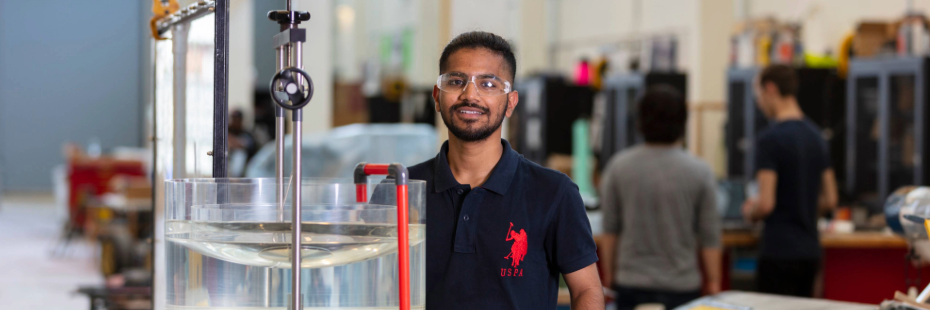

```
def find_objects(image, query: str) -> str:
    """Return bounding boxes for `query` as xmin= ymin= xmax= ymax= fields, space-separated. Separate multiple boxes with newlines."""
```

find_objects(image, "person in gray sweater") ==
xmin=599 ymin=85 xmax=722 ymax=310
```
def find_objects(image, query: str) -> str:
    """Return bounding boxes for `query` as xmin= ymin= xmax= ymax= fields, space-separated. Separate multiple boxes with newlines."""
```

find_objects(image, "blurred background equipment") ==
xmin=845 ymin=57 xmax=930 ymax=214
xmin=243 ymin=123 xmax=437 ymax=178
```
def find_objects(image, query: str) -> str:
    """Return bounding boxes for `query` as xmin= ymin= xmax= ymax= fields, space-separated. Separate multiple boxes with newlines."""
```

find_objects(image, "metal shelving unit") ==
xmin=846 ymin=57 xmax=930 ymax=209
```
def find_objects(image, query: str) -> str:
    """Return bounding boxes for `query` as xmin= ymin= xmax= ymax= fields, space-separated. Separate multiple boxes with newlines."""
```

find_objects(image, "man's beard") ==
xmin=440 ymin=98 xmax=508 ymax=142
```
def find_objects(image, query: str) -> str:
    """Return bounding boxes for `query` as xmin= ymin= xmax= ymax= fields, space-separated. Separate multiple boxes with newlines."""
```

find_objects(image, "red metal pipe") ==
xmin=363 ymin=164 xmax=390 ymax=175
xmin=355 ymin=184 xmax=368 ymax=203
xmin=396 ymin=184 xmax=410 ymax=310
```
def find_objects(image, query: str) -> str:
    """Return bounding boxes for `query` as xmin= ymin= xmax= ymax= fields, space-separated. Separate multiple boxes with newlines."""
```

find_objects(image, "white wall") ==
xmin=690 ymin=0 xmax=734 ymax=177
xmin=450 ymin=0 xmax=519 ymax=41
xmin=296 ymin=0 xmax=334 ymax=135
xmin=229 ymin=0 xmax=255 ymax=127
xmin=413 ymin=0 xmax=442 ymax=87
xmin=518 ymin=0 xmax=548 ymax=77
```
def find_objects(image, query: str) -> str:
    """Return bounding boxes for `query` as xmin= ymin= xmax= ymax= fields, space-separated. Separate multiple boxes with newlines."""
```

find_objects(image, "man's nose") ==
xmin=458 ymin=80 xmax=481 ymax=102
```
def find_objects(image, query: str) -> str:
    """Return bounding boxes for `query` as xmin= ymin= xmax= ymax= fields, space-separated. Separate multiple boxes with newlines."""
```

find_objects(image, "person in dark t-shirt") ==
xmin=741 ymin=64 xmax=839 ymax=297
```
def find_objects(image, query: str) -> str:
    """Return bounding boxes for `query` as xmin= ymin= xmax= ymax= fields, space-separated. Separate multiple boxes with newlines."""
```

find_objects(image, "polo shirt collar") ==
xmin=432 ymin=139 xmax=519 ymax=195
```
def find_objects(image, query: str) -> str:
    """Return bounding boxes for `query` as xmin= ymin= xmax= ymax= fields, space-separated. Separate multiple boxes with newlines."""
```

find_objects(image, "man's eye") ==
xmin=447 ymin=79 xmax=465 ymax=86
xmin=479 ymin=81 xmax=498 ymax=88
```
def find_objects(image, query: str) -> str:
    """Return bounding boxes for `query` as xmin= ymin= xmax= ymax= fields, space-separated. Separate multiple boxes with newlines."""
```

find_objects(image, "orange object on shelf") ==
xmin=149 ymin=0 xmax=179 ymax=40
xmin=834 ymin=207 xmax=852 ymax=220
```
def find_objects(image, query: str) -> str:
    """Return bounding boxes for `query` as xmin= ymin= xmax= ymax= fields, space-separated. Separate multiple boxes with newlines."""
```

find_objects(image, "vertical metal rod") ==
xmin=879 ymin=73 xmax=890 ymax=202
xmin=283 ymin=43 xmax=291 ymax=136
xmin=289 ymin=12 xmax=303 ymax=307
xmin=267 ymin=44 xmax=287 ymax=308
xmin=213 ymin=0 xmax=230 ymax=178
xmin=276 ymin=45 xmax=286 ymax=222
xmin=291 ymin=116 xmax=302 ymax=310
xmin=295 ymin=42 xmax=303 ymax=87
xmin=845 ymin=72 xmax=856 ymax=196
xmin=744 ymin=71 xmax=755 ymax=179
xmin=276 ymin=117 xmax=285 ymax=214
xmin=912 ymin=65 xmax=916 ymax=184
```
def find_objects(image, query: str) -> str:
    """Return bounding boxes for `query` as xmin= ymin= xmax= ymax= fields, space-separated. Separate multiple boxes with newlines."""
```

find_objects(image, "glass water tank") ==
xmin=162 ymin=178 xmax=426 ymax=309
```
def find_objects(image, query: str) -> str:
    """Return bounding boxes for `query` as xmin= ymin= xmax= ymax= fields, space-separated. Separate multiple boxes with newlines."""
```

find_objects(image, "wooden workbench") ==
xmin=723 ymin=230 xmax=908 ymax=248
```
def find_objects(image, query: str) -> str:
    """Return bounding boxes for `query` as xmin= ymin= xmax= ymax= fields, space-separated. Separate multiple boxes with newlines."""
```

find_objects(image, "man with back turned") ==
xmin=741 ymin=64 xmax=839 ymax=297
xmin=599 ymin=86 xmax=722 ymax=310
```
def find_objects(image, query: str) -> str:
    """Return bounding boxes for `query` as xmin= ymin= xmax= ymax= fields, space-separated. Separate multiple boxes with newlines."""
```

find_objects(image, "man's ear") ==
xmin=763 ymin=81 xmax=779 ymax=97
xmin=505 ymin=90 xmax=519 ymax=118
xmin=433 ymin=85 xmax=441 ymax=112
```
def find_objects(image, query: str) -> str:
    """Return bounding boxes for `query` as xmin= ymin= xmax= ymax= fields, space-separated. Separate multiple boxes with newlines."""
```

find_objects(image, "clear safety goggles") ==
xmin=436 ymin=72 xmax=512 ymax=96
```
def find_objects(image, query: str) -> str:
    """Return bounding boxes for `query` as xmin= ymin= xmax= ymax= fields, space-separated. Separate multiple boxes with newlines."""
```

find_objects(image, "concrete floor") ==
xmin=0 ymin=193 xmax=103 ymax=309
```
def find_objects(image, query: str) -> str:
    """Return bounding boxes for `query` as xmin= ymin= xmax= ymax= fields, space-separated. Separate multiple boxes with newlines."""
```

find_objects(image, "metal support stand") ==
xmin=268 ymin=3 xmax=313 ymax=308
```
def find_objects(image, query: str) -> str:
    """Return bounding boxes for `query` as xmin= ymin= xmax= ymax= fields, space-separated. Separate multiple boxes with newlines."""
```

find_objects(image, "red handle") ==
xmin=354 ymin=163 xmax=410 ymax=310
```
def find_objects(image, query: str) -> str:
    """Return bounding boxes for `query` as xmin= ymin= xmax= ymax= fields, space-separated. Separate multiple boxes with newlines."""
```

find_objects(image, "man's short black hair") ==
xmin=759 ymin=64 xmax=798 ymax=97
xmin=439 ymin=31 xmax=516 ymax=82
xmin=638 ymin=85 xmax=687 ymax=144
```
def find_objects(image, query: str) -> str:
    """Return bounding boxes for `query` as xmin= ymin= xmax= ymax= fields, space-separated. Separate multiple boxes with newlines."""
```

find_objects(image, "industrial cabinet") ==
xmin=511 ymin=75 xmax=593 ymax=165
xmin=725 ymin=68 xmax=765 ymax=180
xmin=846 ymin=57 xmax=930 ymax=209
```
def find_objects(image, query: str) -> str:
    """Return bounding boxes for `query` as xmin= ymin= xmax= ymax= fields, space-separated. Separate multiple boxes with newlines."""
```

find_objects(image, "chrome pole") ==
xmin=290 ymin=112 xmax=302 ymax=310
xmin=295 ymin=41 xmax=303 ymax=90
xmin=290 ymin=12 xmax=303 ymax=308
xmin=276 ymin=44 xmax=286 ymax=223
xmin=267 ymin=43 xmax=286 ymax=308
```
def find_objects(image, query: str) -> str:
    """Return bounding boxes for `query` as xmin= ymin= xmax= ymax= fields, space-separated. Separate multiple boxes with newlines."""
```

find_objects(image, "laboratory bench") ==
xmin=723 ymin=230 xmax=923 ymax=305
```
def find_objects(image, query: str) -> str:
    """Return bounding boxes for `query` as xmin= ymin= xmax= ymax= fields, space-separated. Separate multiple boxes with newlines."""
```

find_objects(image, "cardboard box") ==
xmin=332 ymin=82 xmax=368 ymax=127
xmin=853 ymin=21 xmax=893 ymax=57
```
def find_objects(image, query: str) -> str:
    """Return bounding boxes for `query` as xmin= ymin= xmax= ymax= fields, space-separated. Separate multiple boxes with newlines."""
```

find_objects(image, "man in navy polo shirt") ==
xmin=408 ymin=31 xmax=604 ymax=309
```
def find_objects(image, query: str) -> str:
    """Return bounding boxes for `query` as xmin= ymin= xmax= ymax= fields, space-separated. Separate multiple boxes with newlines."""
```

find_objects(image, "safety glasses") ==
xmin=436 ymin=72 xmax=512 ymax=96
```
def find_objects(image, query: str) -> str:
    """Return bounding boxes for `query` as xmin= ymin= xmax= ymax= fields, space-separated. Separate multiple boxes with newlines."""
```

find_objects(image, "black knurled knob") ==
xmin=267 ymin=10 xmax=311 ymax=24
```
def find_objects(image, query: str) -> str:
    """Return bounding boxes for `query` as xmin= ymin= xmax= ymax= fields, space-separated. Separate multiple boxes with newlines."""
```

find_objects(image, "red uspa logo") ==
xmin=504 ymin=222 xmax=527 ymax=268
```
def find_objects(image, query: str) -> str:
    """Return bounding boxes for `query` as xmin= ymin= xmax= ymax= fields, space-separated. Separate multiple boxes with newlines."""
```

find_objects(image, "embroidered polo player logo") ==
xmin=504 ymin=222 xmax=527 ymax=268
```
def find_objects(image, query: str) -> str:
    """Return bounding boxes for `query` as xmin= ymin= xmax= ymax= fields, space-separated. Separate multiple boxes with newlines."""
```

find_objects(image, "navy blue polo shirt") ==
xmin=409 ymin=139 xmax=598 ymax=309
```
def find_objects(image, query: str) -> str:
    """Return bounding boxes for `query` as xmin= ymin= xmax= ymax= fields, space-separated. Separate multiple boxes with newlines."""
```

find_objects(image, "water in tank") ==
xmin=162 ymin=177 xmax=426 ymax=309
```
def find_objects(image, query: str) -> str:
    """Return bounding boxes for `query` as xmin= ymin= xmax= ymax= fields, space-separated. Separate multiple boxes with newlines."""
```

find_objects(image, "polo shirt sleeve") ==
xmin=546 ymin=179 xmax=599 ymax=274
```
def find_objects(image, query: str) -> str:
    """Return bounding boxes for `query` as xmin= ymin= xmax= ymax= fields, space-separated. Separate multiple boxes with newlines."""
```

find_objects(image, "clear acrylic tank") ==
xmin=163 ymin=177 xmax=425 ymax=309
